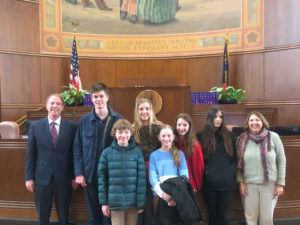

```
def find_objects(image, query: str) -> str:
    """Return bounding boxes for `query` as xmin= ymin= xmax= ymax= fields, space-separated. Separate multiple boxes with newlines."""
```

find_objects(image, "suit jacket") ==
xmin=25 ymin=117 xmax=77 ymax=186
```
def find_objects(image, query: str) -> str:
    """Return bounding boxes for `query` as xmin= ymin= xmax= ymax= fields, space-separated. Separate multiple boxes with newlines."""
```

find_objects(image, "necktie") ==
xmin=50 ymin=122 xmax=58 ymax=145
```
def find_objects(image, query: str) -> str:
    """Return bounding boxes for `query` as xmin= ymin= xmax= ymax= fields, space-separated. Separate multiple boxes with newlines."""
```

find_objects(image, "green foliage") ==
xmin=61 ymin=87 xmax=89 ymax=105
xmin=210 ymin=86 xmax=246 ymax=104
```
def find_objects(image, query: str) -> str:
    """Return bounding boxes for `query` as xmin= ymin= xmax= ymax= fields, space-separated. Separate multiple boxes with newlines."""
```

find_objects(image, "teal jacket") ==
xmin=98 ymin=138 xmax=146 ymax=210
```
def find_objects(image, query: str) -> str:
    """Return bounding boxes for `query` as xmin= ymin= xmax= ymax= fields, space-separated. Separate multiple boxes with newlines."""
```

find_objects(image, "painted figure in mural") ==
xmin=82 ymin=0 xmax=113 ymax=11
xmin=120 ymin=0 xmax=138 ymax=23
xmin=137 ymin=0 xmax=177 ymax=23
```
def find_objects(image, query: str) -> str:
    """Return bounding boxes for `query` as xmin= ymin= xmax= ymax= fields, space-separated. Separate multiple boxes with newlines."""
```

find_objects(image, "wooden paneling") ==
xmin=274 ymin=137 xmax=300 ymax=218
xmin=264 ymin=0 xmax=300 ymax=47
xmin=0 ymin=139 xmax=87 ymax=221
xmin=264 ymin=48 xmax=300 ymax=102
xmin=0 ymin=0 xmax=39 ymax=52
xmin=40 ymin=57 xmax=70 ymax=101
xmin=79 ymin=58 xmax=117 ymax=88
xmin=1 ymin=136 xmax=299 ymax=221
xmin=109 ymin=86 xmax=191 ymax=125
xmin=187 ymin=52 xmax=264 ymax=103
xmin=234 ymin=53 xmax=264 ymax=102
xmin=25 ymin=87 xmax=191 ymax=127
xmin=277 ymin=104 xmax=300 ymax=126
xmin=191 ymin=104 xmax=278 ymax=132
xmin=1 ymin=107 xmax=41 ymax=123
xmin=0 ymin=53 xmax=41 ymax=121
xmin=187 ymin=56 xmax=222 ymax=92
xmin=0 ymin=54 xmax=41 ymax=105
xmin=116 ymin=59 xmax=187 ymax=87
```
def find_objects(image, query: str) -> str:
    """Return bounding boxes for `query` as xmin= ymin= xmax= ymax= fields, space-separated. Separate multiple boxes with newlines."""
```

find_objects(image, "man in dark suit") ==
xmin=25 ymin=93 xmax=77 ymax=225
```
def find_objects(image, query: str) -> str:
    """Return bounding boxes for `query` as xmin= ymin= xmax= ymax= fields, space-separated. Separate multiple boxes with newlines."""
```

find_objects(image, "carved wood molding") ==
xmin=192 ymin=104 xmax=278 ymax=116
xmin=0 ymin=140 xmax=27 ymax=149
xmin=1 ymin=44 xmax=300 ymax=59
xmin=244 ymin=101 xmax=300 ymax=106
xmin=1 ymin=104 xmax=43 ymax=109
xmin=16 ymin=0 xmax=38 ymax=3
xmin=281 ymin=137 xmax=300 ymax=147
xmin=0 ymin=200 xmax=35 ymax=209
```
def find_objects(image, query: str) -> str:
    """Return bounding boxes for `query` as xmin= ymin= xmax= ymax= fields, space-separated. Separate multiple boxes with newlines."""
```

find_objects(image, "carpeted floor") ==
xmin=0 ymin=218 xmax=300 ymax=225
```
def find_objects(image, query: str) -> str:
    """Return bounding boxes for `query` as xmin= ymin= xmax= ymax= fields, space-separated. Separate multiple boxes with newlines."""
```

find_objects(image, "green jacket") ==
xmin=98 ymin=138 xmax=146 ymax=210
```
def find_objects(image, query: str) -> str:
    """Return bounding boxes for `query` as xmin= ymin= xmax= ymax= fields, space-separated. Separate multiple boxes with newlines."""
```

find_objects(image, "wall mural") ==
xmin=40 ymin=0 xmax=263 ymax=57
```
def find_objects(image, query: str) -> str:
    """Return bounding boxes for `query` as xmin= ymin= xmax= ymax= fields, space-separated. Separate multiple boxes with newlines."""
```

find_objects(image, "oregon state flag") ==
xmin=222 ymin=34 xmax=229 ymax=85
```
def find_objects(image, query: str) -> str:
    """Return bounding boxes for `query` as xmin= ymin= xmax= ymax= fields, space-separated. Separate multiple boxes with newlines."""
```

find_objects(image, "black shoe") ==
xmin=129 ymin=15 xmax=138 ymax=23
xmin=120 ymin=10 xmax=127 ymax=20
xmin=102 ymin=6 xmax=112 ymax=11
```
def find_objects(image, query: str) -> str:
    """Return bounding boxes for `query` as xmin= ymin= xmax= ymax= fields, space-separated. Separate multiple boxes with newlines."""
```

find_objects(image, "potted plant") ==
xmin=210 ymin=84 xmax=245 ymax=104
xmin=61 ymin=86 xmax=89 ymax=106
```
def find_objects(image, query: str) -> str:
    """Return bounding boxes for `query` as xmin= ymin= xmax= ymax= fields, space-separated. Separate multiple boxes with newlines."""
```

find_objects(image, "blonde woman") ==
xmin=133 ymin=98 xmax=163 ymax=225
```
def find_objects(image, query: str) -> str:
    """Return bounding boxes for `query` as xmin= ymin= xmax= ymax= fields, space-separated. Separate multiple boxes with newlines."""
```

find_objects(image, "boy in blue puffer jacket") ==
xmin=98 ymin=119 xmax=146 ymax=225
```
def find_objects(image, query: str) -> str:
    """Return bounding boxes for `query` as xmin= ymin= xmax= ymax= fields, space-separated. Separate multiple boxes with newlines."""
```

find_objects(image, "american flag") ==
xmin=69 ymin=37 xmax=82 ymax=92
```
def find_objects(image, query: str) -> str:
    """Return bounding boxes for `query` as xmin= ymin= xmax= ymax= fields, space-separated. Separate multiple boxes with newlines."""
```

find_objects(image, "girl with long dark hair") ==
xmin=197 ymin=106 xmax=236 ymax=225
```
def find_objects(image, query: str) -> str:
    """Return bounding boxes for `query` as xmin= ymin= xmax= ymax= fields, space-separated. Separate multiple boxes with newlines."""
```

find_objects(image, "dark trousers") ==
xmin=34 ymin=177 xmax=72 ymax=225
xmin=203 ymin=190 xmax=233 ymax=225
xmin=137 ymin=185 xmax=154 ymax=225
xmin=84 ymin=178 xmax=111 ymax=225
xmin=155 ymin=198 xmax=177 ymax=225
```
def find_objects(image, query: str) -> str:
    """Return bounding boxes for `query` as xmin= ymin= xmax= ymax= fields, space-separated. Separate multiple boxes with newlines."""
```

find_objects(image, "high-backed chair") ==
xmin=0 ymin=121 xmax=20 ymax=139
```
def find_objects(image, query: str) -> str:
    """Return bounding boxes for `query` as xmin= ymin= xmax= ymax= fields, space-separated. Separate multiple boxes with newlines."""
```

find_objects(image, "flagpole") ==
xmin=222 ymin=31 xmax=229 ymax=87
xmin=71 ymin=21 xmax=80 ymax=123
xmin=226 ymin=31 xmax=229 ymax=85
xmin=72 ymin=21 xmax=79 ymax=38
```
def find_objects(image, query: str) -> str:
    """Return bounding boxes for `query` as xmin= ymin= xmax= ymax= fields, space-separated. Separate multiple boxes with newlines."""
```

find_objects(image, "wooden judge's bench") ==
xmin=0 ymin=87 xmax=300 ymax=222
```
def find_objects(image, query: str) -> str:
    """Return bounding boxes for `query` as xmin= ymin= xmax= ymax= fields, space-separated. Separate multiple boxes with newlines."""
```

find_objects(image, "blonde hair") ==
xmin=111 ymin=119 xmax=133 ymax=137
xmin=133 ymin=98 xmax=159 ymax=143
xmin=46 ymin=93 xmax=64 ymax=105
xmin=160 ymin=125 xmax=181 ymax=167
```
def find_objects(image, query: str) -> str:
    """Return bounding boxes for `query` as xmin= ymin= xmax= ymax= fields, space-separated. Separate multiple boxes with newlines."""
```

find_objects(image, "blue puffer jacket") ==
xmin=98 ymin=138 xmax=146 ymax=210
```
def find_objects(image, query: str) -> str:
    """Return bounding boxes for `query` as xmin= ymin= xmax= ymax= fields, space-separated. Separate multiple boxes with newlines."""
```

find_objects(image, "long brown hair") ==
xmin=173 ymin=113 xmax=195 ymax=157
xmin=201 ymin=106 xmax=233 ymax=159
xmin=160 ymin=125 xmax=181 ymax=166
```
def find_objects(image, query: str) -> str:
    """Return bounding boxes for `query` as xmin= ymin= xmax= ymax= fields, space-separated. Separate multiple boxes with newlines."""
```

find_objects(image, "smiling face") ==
xmin=46 ymin=95 xmax=64 ymax=121
xmin=248 ymin=114 xmax=263 ymax=135
xmin=138 ymin=102 xmax=150 ymax=122
xmin=158 ymin=127 xmax=175 ymax=151
xmin=213 ymin=110 xmax=223 ymax=129
xmin=176 ymin=118 xmax=190 ymax=138
xmin=91 ymin=90 xmax=109 ymax=110
xmin=115 ymin=129 xmax=131 ymax=147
